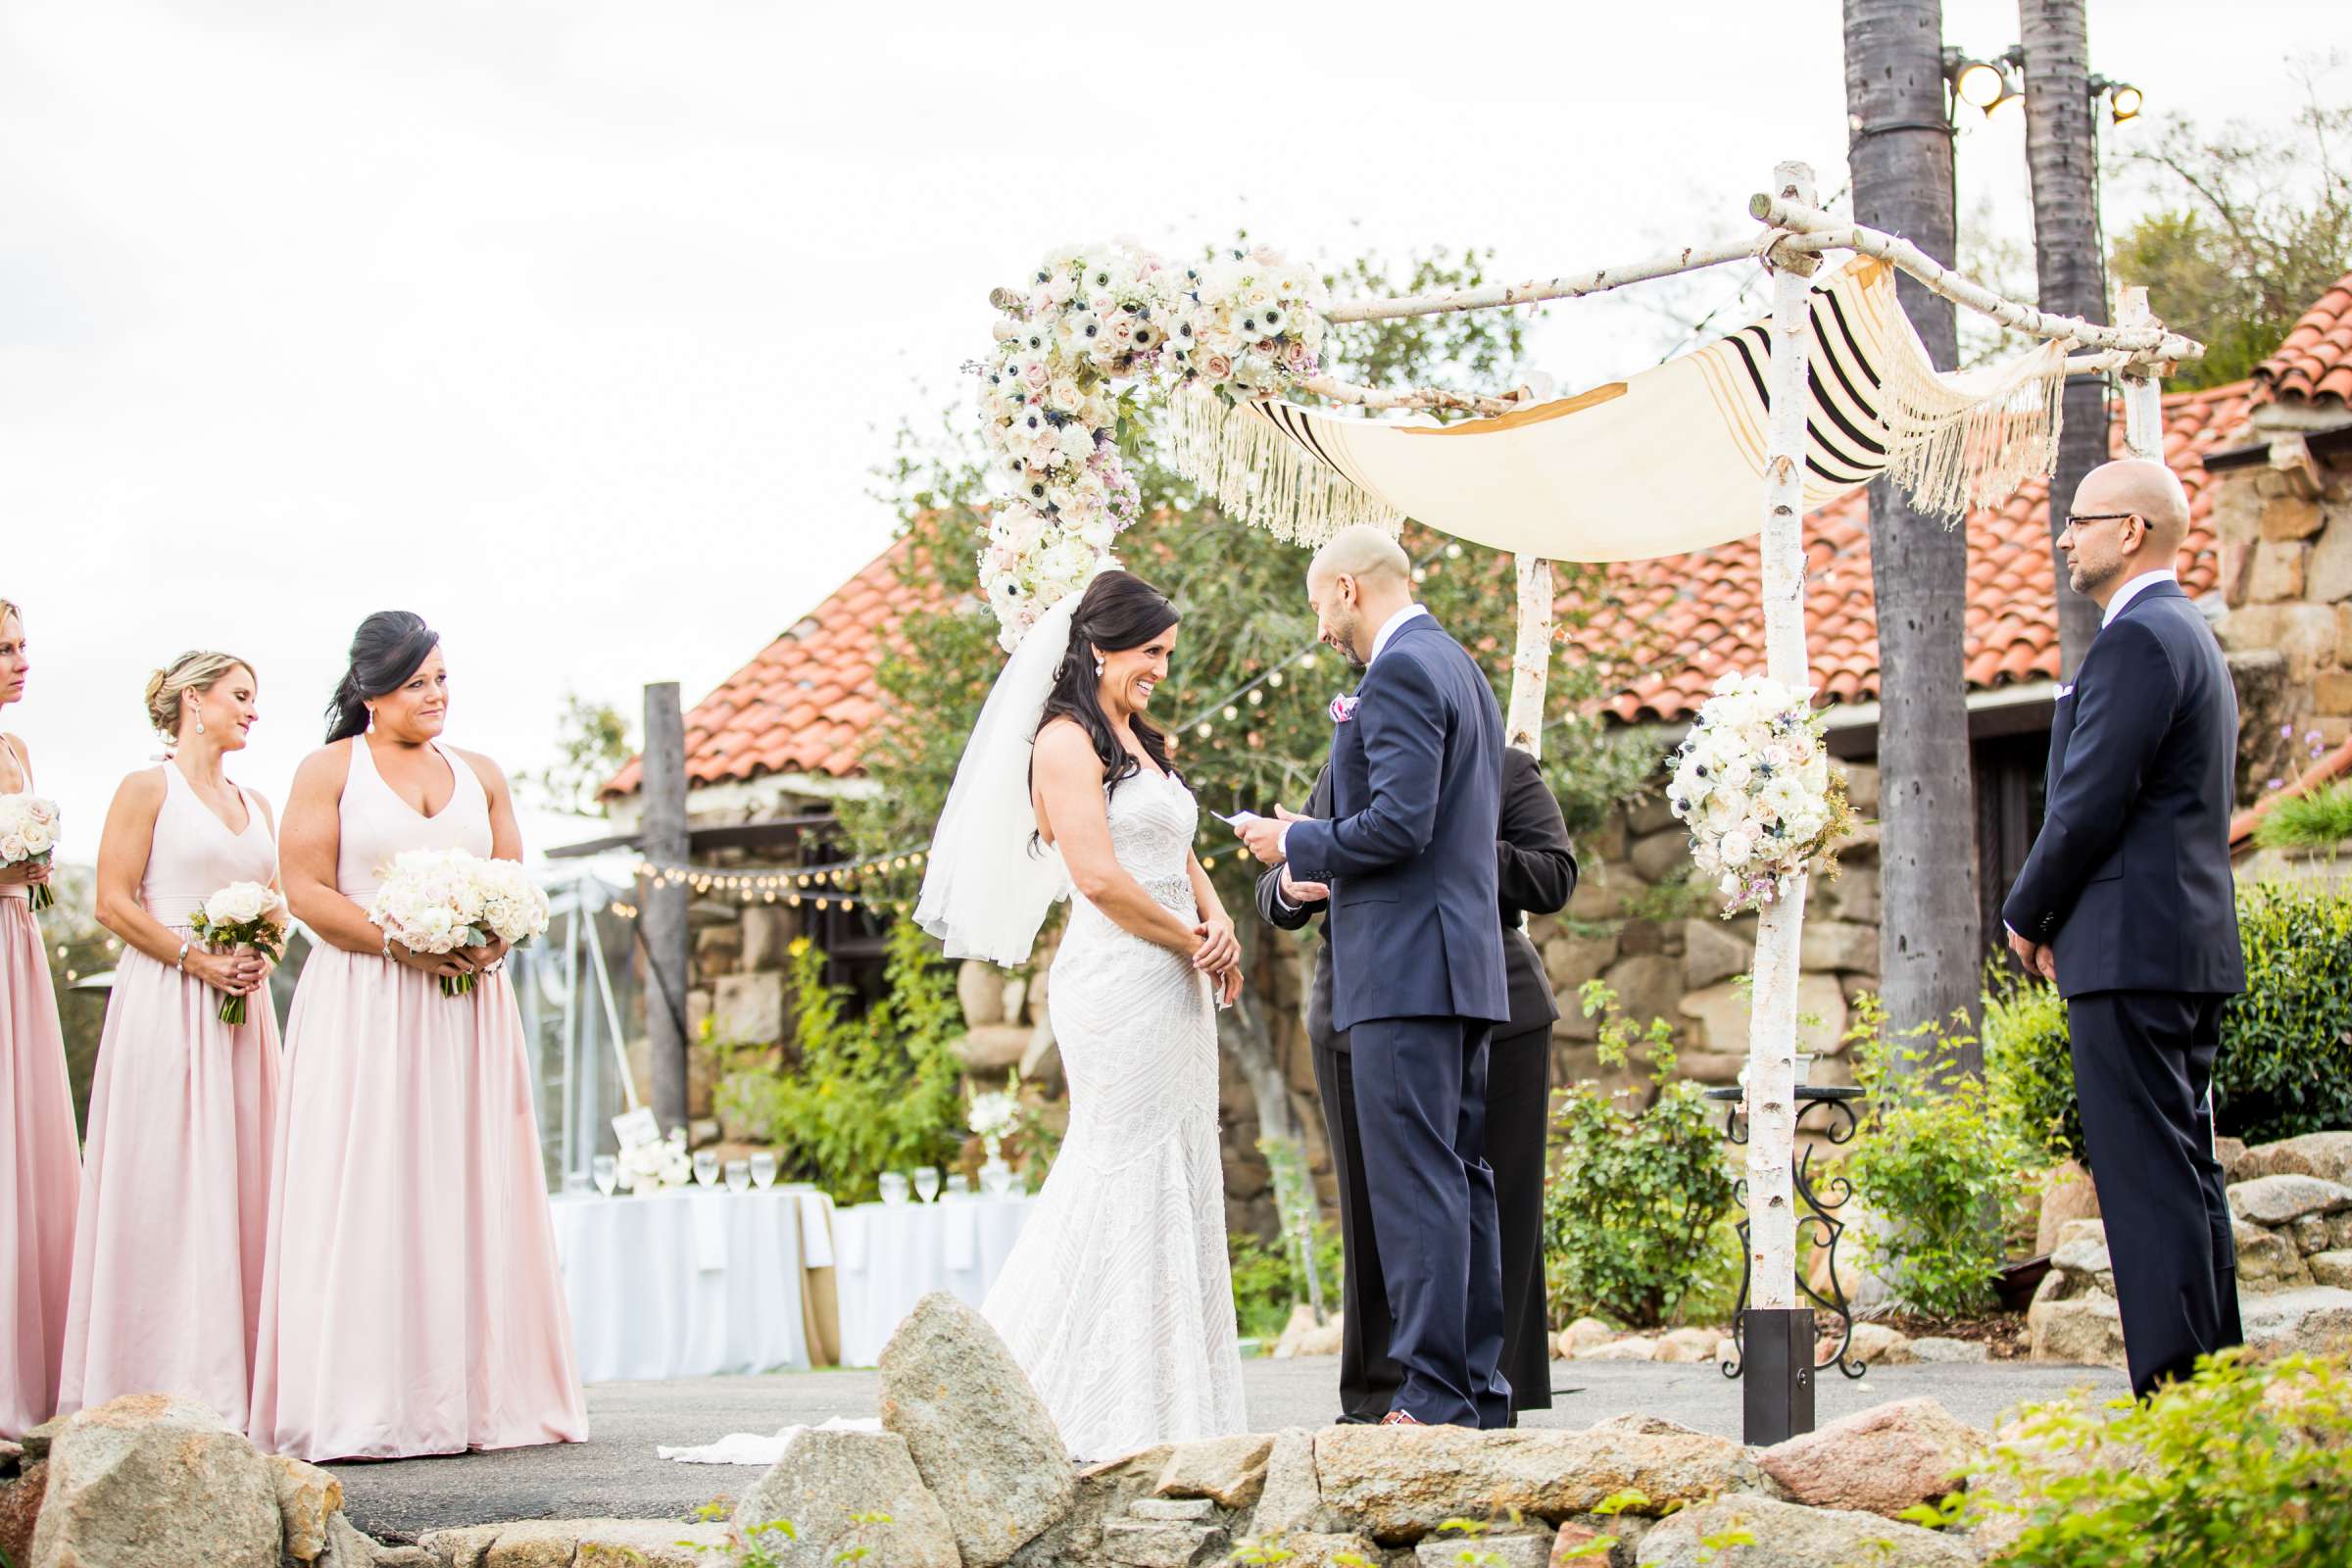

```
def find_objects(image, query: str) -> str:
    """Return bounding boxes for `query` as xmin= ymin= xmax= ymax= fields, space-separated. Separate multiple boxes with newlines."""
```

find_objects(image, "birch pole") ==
xmin=2115 ymin=286 xmax=2167 ymax=461
xmin=1504 ymin=557 xmax=1553 ymax=758
xmin=1745 ymin=162 xmax=1822 ymax=1321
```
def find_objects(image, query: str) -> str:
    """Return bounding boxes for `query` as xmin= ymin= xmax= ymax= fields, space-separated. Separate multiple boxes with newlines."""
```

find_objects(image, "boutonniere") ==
xmin=1329 ymin=693 xmax=1360 ymax=724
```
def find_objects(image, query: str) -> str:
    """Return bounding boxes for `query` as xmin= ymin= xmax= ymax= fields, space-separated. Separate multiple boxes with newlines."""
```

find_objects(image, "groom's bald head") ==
xmin=1307 ymin=525 xmax=1413 ymax=668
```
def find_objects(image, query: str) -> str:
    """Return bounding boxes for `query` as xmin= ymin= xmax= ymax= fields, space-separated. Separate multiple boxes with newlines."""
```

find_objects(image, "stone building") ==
xmin=600 ymin=270 xmax=2352 ymax=1234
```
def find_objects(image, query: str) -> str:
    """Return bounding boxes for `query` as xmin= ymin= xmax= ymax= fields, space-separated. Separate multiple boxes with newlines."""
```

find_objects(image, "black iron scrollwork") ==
xmin=1706 ymin=1086 xmax=1868 ymax=1382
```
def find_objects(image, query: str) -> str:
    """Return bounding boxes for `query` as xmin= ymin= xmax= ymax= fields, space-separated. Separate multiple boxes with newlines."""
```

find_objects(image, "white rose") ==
xmin=20 ymin=823 xmax=52 ymax=854
xmin=0 ymin=833 xmax=26 ymax=862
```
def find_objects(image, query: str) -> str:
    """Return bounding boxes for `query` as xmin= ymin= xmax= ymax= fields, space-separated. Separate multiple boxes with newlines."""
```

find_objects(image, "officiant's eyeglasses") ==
xmin=2062 ymin=512 xmax=2139 ymax=531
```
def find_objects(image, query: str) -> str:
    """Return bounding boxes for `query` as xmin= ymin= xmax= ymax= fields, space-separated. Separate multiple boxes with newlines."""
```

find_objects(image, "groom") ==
xmin=1234 ymin=525 xmax=1512 ymax=1429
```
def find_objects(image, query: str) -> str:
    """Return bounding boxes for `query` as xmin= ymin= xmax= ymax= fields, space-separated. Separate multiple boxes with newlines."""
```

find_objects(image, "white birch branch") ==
xmin=2115 ymin=287 xmax=2168 ymax=461
xmin=1300 ymin=374 xmax=1533 ymax=417
xmin=1504 ymin=557 xmax=1554 ymax=758
xmin=1322 ymin=234 xmax=1772 ymax=323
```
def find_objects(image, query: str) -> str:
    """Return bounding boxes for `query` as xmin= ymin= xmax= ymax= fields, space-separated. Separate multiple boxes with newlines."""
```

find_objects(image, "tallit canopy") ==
xmin=1168 ymin=257 xmax=2070 ymax=564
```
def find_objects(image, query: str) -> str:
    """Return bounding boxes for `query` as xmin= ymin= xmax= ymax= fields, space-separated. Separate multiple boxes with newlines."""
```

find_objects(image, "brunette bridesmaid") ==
xmin=248 ymin=612 xmax=584 ymax=1460
xmin=60 ymin=652 xmax=282 ymax=1427
xmin=0 ymin=597 xmax=80 ymax=1439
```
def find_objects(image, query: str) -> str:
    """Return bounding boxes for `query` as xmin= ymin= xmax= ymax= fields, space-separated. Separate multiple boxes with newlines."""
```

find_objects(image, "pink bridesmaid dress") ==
xmin=57 ymin=764 xmax=282 ymax=1428
xmin=248 ymin=738 xmax=585 ymax=1461
xmin=1 ymin=736 xmax=80 ymax=1439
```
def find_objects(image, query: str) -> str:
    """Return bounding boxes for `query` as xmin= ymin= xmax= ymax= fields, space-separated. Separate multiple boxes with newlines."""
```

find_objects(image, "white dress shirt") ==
xmin=1274 ymin=602 xmax=1430 ymax=869
xmin=2102 ymin=568 xmax=2178 ymax=627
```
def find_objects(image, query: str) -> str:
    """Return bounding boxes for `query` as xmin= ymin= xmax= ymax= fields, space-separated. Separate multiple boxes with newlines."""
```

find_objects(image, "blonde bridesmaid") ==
xmin=0 ymin=597 xmax=80 ymax=1439
xmin=60 ymin=653 xmax=283 ymax=1428
xmin=249 ymin=611 xmax=585 ymax=1461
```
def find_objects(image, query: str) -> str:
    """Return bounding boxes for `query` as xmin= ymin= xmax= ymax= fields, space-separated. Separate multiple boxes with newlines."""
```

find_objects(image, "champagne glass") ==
xmin=750 ymin=1152 xmax=776 ymax=1189
xmin=944 ymin=1172 xmax=971 ymax=1200
xmin=693 ymin=1150 xmax=720 ymax=1188
xmin=592 ymin=1154 xmax=617 ymax=1198
xmin=879 ymin=1171 xmax=910 ymax=1206
xmin=912 ymin=1165 xmax=941 ymax=1203
xmin=725 ymin=1158 xmax=752 ymax=1194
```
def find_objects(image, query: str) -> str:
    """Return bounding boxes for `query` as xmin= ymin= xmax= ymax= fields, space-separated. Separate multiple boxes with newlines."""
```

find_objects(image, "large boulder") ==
xmin=2310 ymin=1250 xmax=2352 ymax=1290
xmin=2238 ymin=1287 xmax=2352 ymax=1358
xmin=879 ymin=1293 xmax=1075 ymax=1568
xmin=2237 ymin=1132 xmax=2352 ymax=1187
xmin=1155 ymin=1433 xmax=1273 ymax=1510
xmin=1632 ymin=1494 xmax=1977 ymax=1567
xmin=1843 ymin=1321 xmax=1913 ymax=1367
xmin=2034 ymin=1161 xmax=2102 ymax=1254
xmin=734 ymin=1428 xmax=958 ymax=1568
xmin=1249 ymin=1428 xmax=1328 ymax=1536
xmin=1009 ymin=1446 xmax=1169 ymax=1568
xmin=1755 ymin=1397 xmax=1985 ymax=1517
xmin=30 ymin=1394 xmax=280 ymax=1568
xmin=2227 ymin=1174 xmax=2352 ymax=1229
xmin=267 ymin=1454 xmax=343 ymax=1563
xmin=2236 ymin=1219 xmax=2316 ymax=1293
xmin=1313 ymin=1422 xmax=1769 ymax=1544
xmin=2029 ymin=1293 xmax=2129 ymax=1367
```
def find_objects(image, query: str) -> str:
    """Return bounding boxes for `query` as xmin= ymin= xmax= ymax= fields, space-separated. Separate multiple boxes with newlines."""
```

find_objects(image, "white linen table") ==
xmin=551 ymin=1186 xmax=836 ymax=1383
xmin=831 ymin=1195 xmax=1036 ymax=1367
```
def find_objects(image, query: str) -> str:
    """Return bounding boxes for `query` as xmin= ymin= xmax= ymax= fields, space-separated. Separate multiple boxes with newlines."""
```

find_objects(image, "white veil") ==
xmin=912 ymin=588 xmax=1083 ymax=966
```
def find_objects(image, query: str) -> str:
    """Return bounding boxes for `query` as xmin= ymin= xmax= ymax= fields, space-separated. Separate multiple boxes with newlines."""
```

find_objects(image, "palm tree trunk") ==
xmin=1844 ymin=0 xmax=1984 ymax=1066
xmin=2021 ymin=0 xmax=2111 ymax=676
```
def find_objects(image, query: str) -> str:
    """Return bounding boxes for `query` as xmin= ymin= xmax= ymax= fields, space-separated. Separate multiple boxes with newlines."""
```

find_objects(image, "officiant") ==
xmin=1256 ymin=744 xmax=1575 ymax=1425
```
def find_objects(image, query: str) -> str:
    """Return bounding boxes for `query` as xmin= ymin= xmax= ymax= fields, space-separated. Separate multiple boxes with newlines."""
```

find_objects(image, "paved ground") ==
xmin=332 ymin=1357 xmax=2127 ymax=1543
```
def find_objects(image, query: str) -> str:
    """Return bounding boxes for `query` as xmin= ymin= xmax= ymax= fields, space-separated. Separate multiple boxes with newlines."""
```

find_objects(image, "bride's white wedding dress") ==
xmin=981 ymin=768 xmax=1248 ymax=1460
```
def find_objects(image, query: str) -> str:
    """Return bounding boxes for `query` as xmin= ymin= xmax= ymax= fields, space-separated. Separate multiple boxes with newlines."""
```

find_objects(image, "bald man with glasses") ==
xmin=2003 ymin=458 xmax=2245 ymax=1399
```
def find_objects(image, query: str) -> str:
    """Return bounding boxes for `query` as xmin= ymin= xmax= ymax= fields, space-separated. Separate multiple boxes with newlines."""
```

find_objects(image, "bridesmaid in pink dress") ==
xmin=249 ymin=612 xmax=585 ymax=1461
xmin=61 ymin=652 xmax=282 ymax=1428
xmin=0 ymin=598 xmax=81 ymax=1439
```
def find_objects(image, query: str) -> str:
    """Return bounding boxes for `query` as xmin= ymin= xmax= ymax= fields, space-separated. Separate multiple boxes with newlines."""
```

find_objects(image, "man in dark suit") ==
xmin=1255 ymin=746 xmax=1575 ymax=1424
xmin=1234 ymin=524 xmax=1513 ymax=1429
xmin=2003 ymin=457 xmax=2246 ymax=1400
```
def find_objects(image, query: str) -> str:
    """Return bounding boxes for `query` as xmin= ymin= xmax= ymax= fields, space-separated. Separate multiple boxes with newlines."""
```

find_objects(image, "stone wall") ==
xmin=2214 ymin=433 xmax=2352 ymax=789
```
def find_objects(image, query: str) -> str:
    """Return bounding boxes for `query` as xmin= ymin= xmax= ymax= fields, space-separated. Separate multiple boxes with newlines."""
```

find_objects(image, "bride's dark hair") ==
xmin=323 ymin=611 xmax=441 ymax=743
xmin=1031 ymin=571 xmax=1180 ymax=827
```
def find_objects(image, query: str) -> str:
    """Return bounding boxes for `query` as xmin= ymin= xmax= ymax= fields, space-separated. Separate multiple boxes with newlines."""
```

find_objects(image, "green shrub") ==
xmin=2252 ymin=779 xmax=2352 ymax=852
xmin=1543 ymin=980 xmax=1737 ymax=1329
xmin=712 ymin=921 xmax=969 ymax=1204
xmin=1921 ymin=1350 xmax=2352 ymax=1566
xmin=1229 ymin=1220 xmax=1345 ymax=1341
xmin=1983 ymin=881 xmax=2352 ymax=1152
xmin=1842 ymin=996 xmax=2034 ymax=1317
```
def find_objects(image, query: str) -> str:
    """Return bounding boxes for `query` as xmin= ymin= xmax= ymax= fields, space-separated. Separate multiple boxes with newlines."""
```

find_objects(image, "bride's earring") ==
xmin=191 ymin=698 xmax=205 ymax=736
xmin=1094 ymin=659 xmax=1105 ymax=677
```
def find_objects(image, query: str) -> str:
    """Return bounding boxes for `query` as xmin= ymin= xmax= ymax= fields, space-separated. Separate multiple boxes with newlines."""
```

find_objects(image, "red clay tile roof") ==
xmin=618 ymin=384 xmax=2254 ymax=794
xmin=1586 ymin=380 xmax=2257 ymax=722
xmin=2255 ymin=270 xmax=2352 ymax=408
xmin=604 ymin=538 xmax=949 ymax=798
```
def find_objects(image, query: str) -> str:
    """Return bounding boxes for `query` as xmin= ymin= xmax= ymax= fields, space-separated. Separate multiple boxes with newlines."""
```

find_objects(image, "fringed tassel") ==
xmin=1165 ymin=383 xmax=1404 ymax=546
xmin=1878 ymin=339 xmax=2070 ymax=524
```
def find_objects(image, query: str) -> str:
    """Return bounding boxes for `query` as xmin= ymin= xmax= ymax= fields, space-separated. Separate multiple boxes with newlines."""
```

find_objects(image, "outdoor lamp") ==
xmin=1942 ymin=45 xmax=2023 ymax=117
xmin=2090 ymin=75 xmax=2144 ymax=122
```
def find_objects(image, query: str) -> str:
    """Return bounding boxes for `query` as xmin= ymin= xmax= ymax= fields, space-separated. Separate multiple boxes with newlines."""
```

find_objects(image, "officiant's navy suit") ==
xmin=1282 ymin=611 xmax=1512 ymax=1428
xmin=2003 ymin=576 xmax=2244 ymax=1397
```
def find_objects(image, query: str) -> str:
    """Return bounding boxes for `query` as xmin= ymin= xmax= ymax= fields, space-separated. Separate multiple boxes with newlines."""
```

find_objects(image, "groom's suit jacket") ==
xmin=1280 ymin=614 xmax=1510 ymax=1034
xmin=2001 ymin=580 xmax=2244 ymax=1000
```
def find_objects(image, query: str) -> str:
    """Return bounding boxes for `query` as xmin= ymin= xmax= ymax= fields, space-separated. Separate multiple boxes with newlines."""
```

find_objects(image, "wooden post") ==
xmin=1742 ymin=160 xmax=1821 ymax=1443
xmin=1504 ymin=557 xmax=1554 ymax=759
xmin=2116 ymin=286 xmax=2166 ymax=461
xmin=641 ymin=681 xmax=691 ymax=1132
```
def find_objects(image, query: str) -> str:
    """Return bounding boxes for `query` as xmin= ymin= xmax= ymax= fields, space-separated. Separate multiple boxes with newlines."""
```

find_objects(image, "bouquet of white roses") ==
xmin=1668 ymin=672 xmax=1856 ymax=916
xmin=0 ymin=793 xmax=61 ymax=910
xmin=186 ymin=880 xmax=287 ymax=1026
xmin=368 ymin=848 xmax=551 ymax=997
xmin=619 ymin=1138 xmax=689 ymax=1195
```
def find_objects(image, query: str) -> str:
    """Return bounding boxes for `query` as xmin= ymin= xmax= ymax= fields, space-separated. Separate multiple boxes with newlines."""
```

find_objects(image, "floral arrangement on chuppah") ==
xmin=368 ymin=847 xmax=552 ymax=996
xmin=1667 ymin=672 xmax=1857 ymax=915
xmin=0 ymin=792 xmax=61 ymax=909
xmin=975 ymin=240 xmax=1330 ymax=648
xmin=187 ymin=880 xmax=288 ymax=1025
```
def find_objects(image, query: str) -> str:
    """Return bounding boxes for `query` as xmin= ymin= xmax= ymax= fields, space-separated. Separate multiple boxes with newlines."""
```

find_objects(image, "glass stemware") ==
xmin=912 ymin=1166 xmax=941 ymax=1203
xmin=693 ymin=1150 xmax=720 ymax=1188
xmin=879 ymin=1171 xmax=911 ymax=1206
xmin=725 ymin=1158 xmax=752 ymax=1194
xmin=944 ymin=1172 xmax=971 ymax=1200
xmin=592 ymin=1154 xmax=617 ymax=1198
xmin=750 ymin=1152 xmax=777 ymax=1189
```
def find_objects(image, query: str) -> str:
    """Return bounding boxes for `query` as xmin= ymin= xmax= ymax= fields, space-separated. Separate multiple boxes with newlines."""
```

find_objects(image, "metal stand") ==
xmin=1707 ymin=1085 xmax=1867 ymax=1442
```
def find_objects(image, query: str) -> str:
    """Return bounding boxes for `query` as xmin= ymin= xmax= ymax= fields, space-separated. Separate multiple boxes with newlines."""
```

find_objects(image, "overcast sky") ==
xmin=2 ymin=1 xmax=2338 ymax=858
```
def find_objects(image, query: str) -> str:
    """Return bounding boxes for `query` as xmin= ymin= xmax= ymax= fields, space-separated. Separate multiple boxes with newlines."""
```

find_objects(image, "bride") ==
xmin=917 ymin=568 xmax=1248 ymax=1459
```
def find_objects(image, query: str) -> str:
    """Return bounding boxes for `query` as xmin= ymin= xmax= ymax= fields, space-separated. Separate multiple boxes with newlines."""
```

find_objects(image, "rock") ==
xmin=1275 ymin=1307 xmax=1344 ymax=1359
xmin=421 ymin=1519 xmax=732 ymax=1568
xmin=957 ymin=960 xmax=1008 ymax=1025
xmin=2238 ymin=1132 xmax=2352 ymax=1186
xmin=1678 ymin=973 xmax=1846 ymax=1058
xmin=2236 ymin=1218 xmax=2315 ymax=1292
xmin=1844 ymin=1321 xmax=1913 ymax=1366
xmin=2050 ymin=1233 xmax=2114 ymax=1286
xmin=1601 ymin=955 xmax=1683 ymax=1032
xmin=2214 ymin=1136 xmax=2251 ymax=1184
xmin=1551 ymin=1516 xmax=1621 ymax=1566
xmin=1575 ymin=1337 xmax=1658 ymax=1361
xmin=1682 ymin=920 xmax=1750 ymax=991
xmin=30 ymin=1393 xmax=280 ymax=1568
xmin=1133 ymin=1498 xmax=1217 ymax=1522
xmin=1013 ymin=1446 xmax=1173 ymax=1567
xmin=958 ymin=1023 xmax=1031 ymax=1073
xmin=878 ymin=1292 xmax=1074 ymax=1567
xmin=2334 ymin=1211 xmax=2352 ymax=1250
xmin=1544 ymin=934 xmax=1622 ymax=996
xmin=2029 ymin=1293 xmax=2129 ymax=1367
xmin=1561 ymin=1317 xmax=1617 ymax=1356
xmin=1757 ymin=1397 xmax=1986 ymax=1517
xmin=1419 ymin=1530 xmax=1553 ymax=1565
xmin=1631 ymin=1494 xmax=1977 ymax=1567
xmin=1797 ymin=919 xmax=1878 ymax=975
xmin=2293 ymin=1213 xmax=2336 ymax=1255
xmin=1313 ymin=1423 xmax=1768 ymax=1544
xmin=0 ymin=1438 xmax=18 ymax=1471
xmin=733 ymin=1428 xmax=959 ymax=1568
xmin=1156 ymin=1433 xmax=1273 ymax=1509
xmin=1250 ymin=1428 xmax=1327 ymax=1536
xmin=2310 ymin=1251 xmax=2352 ymax=1289
xmin=318 ymin=1513 xmax=435 ymax=1568
xmin=17 ymin=1418 xmax=63 ymax=1465
xmin=0 ymin=1461 xmax=44 ymax=1568
xmin=2056 ymin=1217 xmax=2105 ymax=1249
xmin=1019 ymin=1013 xmax=1062 ymax=1089
xmin=1907 ymin=1336 xmax=1991 ymax=1364
xmin=2034 ymin=1160 xmax=2102 ymax=1254
xmin=1265 ymin=1533 xmax=1385 ymax=1567
xmin=267 ymin=1453 xmax=344 ymax=1562
xmin=2227 ymin=1174 xmax=2352 ymax=1227
xmin=1101 ymin=1518 xmax=1225 ymax=1566
xmin=1651 ymin=1327 xmax=1721 ymax=1364
xmin=2239 ymin=1286 xmax=2352 ymax=1358
xmin=713 ymin=969 xmax=786 ymax=1044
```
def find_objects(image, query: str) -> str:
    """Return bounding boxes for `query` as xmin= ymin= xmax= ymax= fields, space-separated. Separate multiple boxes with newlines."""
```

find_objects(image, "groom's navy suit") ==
xmin=2002 ymin=577 xmax=2244 ymax=1397
xmin=1281 ymin=611 xmax=1512 ymax=1428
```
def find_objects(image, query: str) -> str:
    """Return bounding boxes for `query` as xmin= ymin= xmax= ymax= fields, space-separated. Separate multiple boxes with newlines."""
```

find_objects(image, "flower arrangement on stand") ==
xmin=0 ymin=792 xmax=61 ymax=909
xmin=967 ymin=1071 xmax=1023 ymax=1197
xmin=186 ymin=880 xmax=287 ymax=1025
xmin=368 ymin=848 xmax=552 ymax=996
xmin=1667 ymin=672 xmax=1856 ymax=915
